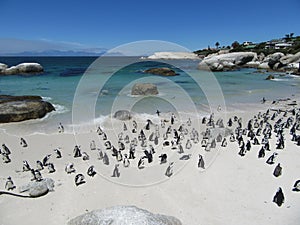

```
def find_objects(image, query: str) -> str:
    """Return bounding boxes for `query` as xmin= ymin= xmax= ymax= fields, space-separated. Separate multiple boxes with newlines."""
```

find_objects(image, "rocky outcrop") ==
xmin=0 ymin=95 xmax=55 ymax=123
xmin=0 ymin=63 xmax=43 ymax=75
xmin=280 ymin=52 xmax=300 ymax=65
xmin=198 ymin=52 xmax=257 ymax=71
xmin=0 ymin=63 xmax=8 ymax=72
xmin=131 ymin=83 xmax=159 ymax=95
xmin=147 ymin=52 xmax=199 ymax=60
xmin=68 ymin=205 xmax=182 ymax=225
xmin=113 ymin=110 xmax=132 ymax=121
xmin=265 ymin=75 xmax=275 ymax=80
xmin=144 ymin=67 xmax=178 ymax=76
xmin=19 ymin=178 xmax=55 ymax=197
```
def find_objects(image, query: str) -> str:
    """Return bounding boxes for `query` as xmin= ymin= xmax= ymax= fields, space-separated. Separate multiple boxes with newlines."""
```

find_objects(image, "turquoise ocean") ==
xmin=0 ymin=56 xmax=300 ymax=135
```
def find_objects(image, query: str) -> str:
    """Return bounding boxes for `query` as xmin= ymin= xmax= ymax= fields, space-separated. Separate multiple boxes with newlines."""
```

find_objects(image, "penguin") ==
xmin=73 ymin=145 xmax=82 ymax=158
xmin=292 ymin=180 xmax=300 ymax=192
xmin=221 ymin=138 xmax=227 ymax=147
xmin=48 ymin=163 xmax=56 ymax=173
xmin=98 ymin=149 xmax=104 ymax=160
xmin=129 ymin=146 xmax=135 ymax=159
xmin=187 ymin=118 xmax=192 ymax=126
xmin=65 ymin=163 xmax=76 ymax=174
xmin=159 ymin=154 xmax=167 ymax=164
xmin=227 ymin=118 xmax=233 ymax=127
xmin=198 ymin=154 xmax=205 ymax=169
xmin=87 ymin=165 xmax=97 ymax=177
xmin=90 ymin=140 xmax=96 ymax=150
xmin=2 ymin=153 xmax=11 ymax=163
xmin=165 ymin=162 xmax=174 ymax=177
xmin=258 ymin=147 xmax=265 ymax=158
xmin=102 ymin=132 xmax=108 ymax=141
xmin=124 ymin=135 xmax=130 ymax=144
xmin=273 ymin=163 xmax=282 ymax=177
xmin=54 ymin=148 xmax=62 ymax=158
xmin=20 ymin=138 xmax=28 ymax=147
xmin=118 ymin=141 xmax=125 ymax=151
xmin=103 ymin=153 xmax=110 ymax=165
xmin=82 ymin=152 xmax=89 ymax=161
xmin=36 ymin=160 xmax=44 ymax=171
xmin=118 ymin=132 xmax=123 ymax=141
xmin=97 ymin=126 xmax=103 ymax=135
xmin=144 ymin=150 xmax=153 ymax=163
xmin=171 ymin=113 xmax=175 ymax=125
xmin=178 ymin=144 xmax=184 ymax=154
xmin=154 ymin=136 xmax=159 ymax=145
xmin=138 ymin=157 xmax=145 ymax=169
xmin=273 ymin=187 xmax=284 ymax=207
xmin=34 ymin=170 xmax=43 ymax=182
xmin=266 ymin=152 xmax=278 ymax=165
xmin=42 ymin=154 xmax=51 ymax=166
xmin=2 ymin=144 xmax=11 ymax=155
xmin=123 ymin=154 xmax=130 ymax=168
xmin=186 ymin=139 xmax=192 ymax=149
xmin=104 ymin=141 xmax=112 ymax=150
xmin=145 ymin=119 xmax=151 ymax=130
xmin=210 ymin=139 xmax=216 ymax=149
xmin=246 ymin=140 xmax=251 ymax=151
xmin=5 ymin=177 xmax=16 ymax=191
xmin=123 ymin=123 xmax=128 ymax=131
xmin=216 ymin=134 xmax=223 ymax=142
xmin=23 ymin=160 xmax=31 ymax=172
xmin=179 ymin=154 xmax=191 ymax=160
xmin=58 ymin=122 xmax=64 ymax=133
xmin=156 ymin=109 xmax=161 ymax=116
xmin=112 ymin=164 xmax=120 ymax=177
xmin=201 ymin=139 xmax=207 ymax=148
xmin=116 ymin=150 xmax=123 ymax=162
xmin=75 ymin=174 xmax=85 ymax=186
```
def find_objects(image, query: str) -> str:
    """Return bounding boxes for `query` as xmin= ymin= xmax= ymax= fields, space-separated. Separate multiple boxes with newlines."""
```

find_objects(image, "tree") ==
xmin=215 ymin=42 xmax=220 ymax=49
xmin=290 ymin=32 xmax=294 ymax=38
xmin=231 ymin=41 xmax=240 ymax=49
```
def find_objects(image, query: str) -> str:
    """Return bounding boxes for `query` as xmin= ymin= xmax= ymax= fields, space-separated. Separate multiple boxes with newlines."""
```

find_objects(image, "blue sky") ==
xmin=0 ymin=0 xmax=299 ymax=53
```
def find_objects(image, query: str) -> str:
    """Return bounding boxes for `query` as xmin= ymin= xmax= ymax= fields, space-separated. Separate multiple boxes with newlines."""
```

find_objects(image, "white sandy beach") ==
xmin=0 ymin=99 xmax=300 ymax=225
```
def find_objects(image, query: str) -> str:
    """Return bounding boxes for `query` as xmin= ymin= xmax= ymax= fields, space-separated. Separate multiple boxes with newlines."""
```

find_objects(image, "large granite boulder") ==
xmin=0 ymin=63 xmax=44 ymax=75
xmin=144 ymin=67 xmax=177 ymax=76
xmin=68 ymin=205 xmax=182 ymax=225
xmin=147 ymin=52 xmax=199 ymax=60
xmin=131 ymin=83 xmax=159 ymax=95
xmin=198 ymin=52 xmax=257 ymax=71
xmin=0 ymin=63 xmax=8 ymax=72
xmin=0 ymin=95 xmax=55 ymax=123
xmin=113 ymin=110 xmax=132 ymax=121
xmin=19 ymin=178 xmax=55 ymax=198
xmin=280 ymin=52 xmax=300 ymax=65
xmin=267 ymin=52 xmax=285 ymax=69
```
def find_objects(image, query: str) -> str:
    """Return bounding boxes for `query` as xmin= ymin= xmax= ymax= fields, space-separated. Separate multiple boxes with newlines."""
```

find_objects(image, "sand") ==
xmin=0 ymin=100 xmax=300 ymax=225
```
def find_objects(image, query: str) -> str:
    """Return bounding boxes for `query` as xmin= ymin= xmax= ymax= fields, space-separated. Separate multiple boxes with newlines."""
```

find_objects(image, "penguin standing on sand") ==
xmin=23 ymin=160 xmax=31 ymax=171
xmin=42 ymin=154 xmax=51 ymax=166
xmin=221 ymin=138 xmax=227 ymax=147
xmin=273 ymin=163 xmax=282 ymax=177
xmin=112 ymin=164 xmax=120 ymax=177
xmin=165 ymin=162 xmax=174 ymax=177
xmin=198 ymin=154 xmax=205 ymax=169
xmin=90 ymin=140 xmax=96 ymax=150
xmin=73 ymin=145 xmax=82 ymax=158
xmin=273 ymin=187 xmax=284 ymax=207
xmin=48 ymin=163 xmax=56 ymax=173
xmin=87 ymin=165 xmax=97 ymax=177
xmin=103 ymin=153 xmax=110 ymax=165
xmin=36 ymin=160 xmax=44 ymax=171
xmin=5 ymin=177 xmax=16 ymax=191
xmin=123 ymin=154 xmax=130 ymax=168
xmin=159 ymin=154 xmax=167 ymax=164
xmin=65 ymin=163 xmax=76 ymax=174
xmin=138 ymin=157 xmax=145 ymax=169
xmin=20 ymin=138 xmax=28 ymax=147
xmin=75 ymin=174 xmax=85 ymax=186
xmin=58 ymin=122 xmax=64 ymax=133
xmin=266 ymin=152 xmax=278 ymax=165
xmin=292 ymin=180 xmax=300 ymax=192
xmin=54 ymin=148 xmax=62 ymax=158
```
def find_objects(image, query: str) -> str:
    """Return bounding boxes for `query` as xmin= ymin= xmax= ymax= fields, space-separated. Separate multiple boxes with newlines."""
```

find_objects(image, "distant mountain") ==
xmin=0 ymin=49 xmax=108 ymax=56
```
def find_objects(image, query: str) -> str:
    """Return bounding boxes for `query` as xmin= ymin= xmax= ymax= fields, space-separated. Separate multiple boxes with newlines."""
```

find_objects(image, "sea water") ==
xmin=0 ymin=56 xmax=299 ymax=135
